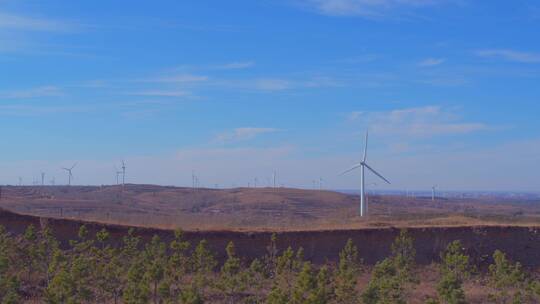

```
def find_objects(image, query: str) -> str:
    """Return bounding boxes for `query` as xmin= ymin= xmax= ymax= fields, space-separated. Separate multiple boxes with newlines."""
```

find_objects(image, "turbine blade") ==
xmin=71 ymin=162 xmax=78 ymax=170
xmin=339 ymin=163 xmax=362 ymax=176
xmin=363 ymin=163 xmax=391 ymax=184
xmin=363 ymin=130 xmax=369 ymax=162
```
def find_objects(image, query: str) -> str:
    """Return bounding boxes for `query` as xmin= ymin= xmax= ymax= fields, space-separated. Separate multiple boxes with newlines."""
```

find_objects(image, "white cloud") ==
xmin=0 ymin=12 xmax=73 ymax=32
xmin=147 ymin=74 xmax=209 ymax=83
xmin=127 ymin=90 xmax=190 ymax=97
xmin=418 ymin=58 xmax=445 ymax=67
xmin=0 ymin=86 xmax=63 ymax=99
xmin=253 ymin=79 xmax=291 ymax=91
xmin=0 ymin=104 xmax=87 ymax=116
xmin=212 ymin=61 xmax=255 ymax=70
xmin=476 ymin=49 xmax=540 ymax=63
xmin=348 ymin=106 xmax=490 ymax=137
xmin=215 ymin=127 xmax=280 ymax=143
xmin=301 ymin=0 xmax=446 ymax=17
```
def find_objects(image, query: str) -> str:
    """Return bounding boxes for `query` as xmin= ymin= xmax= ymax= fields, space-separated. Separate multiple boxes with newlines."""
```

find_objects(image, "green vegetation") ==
xmin=0 ymin=225 xmax=538 ymax=303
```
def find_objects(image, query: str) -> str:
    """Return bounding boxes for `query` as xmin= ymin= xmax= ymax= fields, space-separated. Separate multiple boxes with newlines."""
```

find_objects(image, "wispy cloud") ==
xmin=215 ymin=127 xmax=280 ymax=143
xmin=476 ymin=49 xmax=540 ymax=63
xmin=145 ymin=74 xmax=209 ymax=83
xmin=212 ymin=61 xmax=255 ymax=70
xmin=349 ymin=106 xmax=491 ymax=137
xmin=300 ymin=0 xmax=448 ymax=18
xmin=0 ymin=86 xmax=63 ymax=99
xmin=418 ymin=57 xmax=445 ymax=67
xmin=253 ymin=79 xmax=291 ymax=91
xmin=127 ymin=90 xmax=190 ymax=97
xmin=0 ymin=12 xmax=75 ymax=32
xmin=0 ymin=104 xmax=87 ymax=116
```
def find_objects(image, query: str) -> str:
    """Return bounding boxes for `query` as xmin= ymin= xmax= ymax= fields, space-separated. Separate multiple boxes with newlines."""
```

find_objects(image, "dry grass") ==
xmin=1 ymin=184 xmax=539 ymax=232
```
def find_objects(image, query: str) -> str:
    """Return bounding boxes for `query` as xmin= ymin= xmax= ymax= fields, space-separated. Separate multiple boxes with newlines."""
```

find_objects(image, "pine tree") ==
xmin=167 ymin=229 xmax=191 ymax=300
xmin=123 ymin=260 xmax=150 ymax=304
xmin=19 ymin=225 xmax=39 ymax=283
xmin=191 ymin=240 xmax=217 ymax=296
xmin=436 ymin=241 xmax=470 ymax=304
xmin=144 ymin=235 xmax=167 ymax=304
xmin=362 ymin=257 xmax=406 ymax=304
xmin=311 ymin=265 xmax=332 ymax=304
xmin=219 ymin=241 xmax=246 ymax=303
xmin=45 ymin=267 xmax=76 ymax=304
xmin=391 ymin=229 xmax=416 ymax=283
xmin=246 ymin=258 xmax=266 ymax=302
xmin=335 ymin=239 xmax=361 ymax=303
xmin=264 ymin=233 xmax=279 ymax=278
xmin=267 ymin=247 xmax=305 ymax=303
xmin=291 ymin=262 xmax=316 ymax=304
xmin=39 ymin=226 xmax=60 ymax=287
xmin=488 ymin=250 xmax=526 ymax=303
xmin=362 ymin=230 xmax=417 ymax=304
xmin=96 ymin=228 xmax=110 ymax=250
xmin=0 ymin=226 xmax=20 ymax=304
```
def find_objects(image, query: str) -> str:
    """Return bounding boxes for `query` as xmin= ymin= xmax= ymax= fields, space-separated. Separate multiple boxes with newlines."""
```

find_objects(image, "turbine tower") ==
xmin=340 ymin=131 xmax=390 ymax=217
xmin=41 ymin=172 xmax=45 ymax=186
xmin=273 ymin=171 xmax=277 ymax=189
xmin=62 ymin=163 xmax=77 ymax=186
xmin=114 ymin=166 xmax=122 ymax=185
xmin=431 ymin=185 xmax=438 ymax=202
xmin=121 ymin=160 xmax=126 ymax=187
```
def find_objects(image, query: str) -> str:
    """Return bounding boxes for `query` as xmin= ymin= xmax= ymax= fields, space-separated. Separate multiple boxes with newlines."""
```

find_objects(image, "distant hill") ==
xmin=0 ymin=184 xmax=538 ymax=230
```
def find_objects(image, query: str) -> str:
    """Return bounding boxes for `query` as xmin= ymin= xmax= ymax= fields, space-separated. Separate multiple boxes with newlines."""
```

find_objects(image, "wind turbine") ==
xmin=121 ymin=160 xmax=126 ymax=187
xmin=62 ymin=163 xmax=77 ymax=186
xmin=41 ymin=172 xmax=45 ymax=186
xmin=431 ymin=185 xmax=438 ymax=202
xmin=319 ymin=177 xmax=324 ymax=191
xmin=340 ymin=131 xmax=390 ymax=217
xmin=114 ymin=166 xmax=122 ymax=185
xmin=273 ymin=171 xmax=277 ymax=189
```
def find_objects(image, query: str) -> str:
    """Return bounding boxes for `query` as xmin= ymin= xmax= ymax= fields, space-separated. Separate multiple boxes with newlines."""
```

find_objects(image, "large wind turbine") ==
xmin=62 ymin=163 xmax=77 ymax=186
xmin=431 ymin=185 xmax=438 ymax=202
xmin=340 ymin=131 xmax=390 ymax=217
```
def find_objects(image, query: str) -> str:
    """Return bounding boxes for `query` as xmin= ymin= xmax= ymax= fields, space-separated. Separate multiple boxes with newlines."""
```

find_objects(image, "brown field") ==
xmin=0 ymin=184 xmax=539 ymax=231
xmin=1 ymin=185 xmax=539 ymax=303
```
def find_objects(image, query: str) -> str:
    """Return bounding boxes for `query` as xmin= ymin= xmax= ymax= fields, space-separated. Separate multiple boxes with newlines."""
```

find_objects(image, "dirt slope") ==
xmin=1 ymin=208 xmax=539 ymax=268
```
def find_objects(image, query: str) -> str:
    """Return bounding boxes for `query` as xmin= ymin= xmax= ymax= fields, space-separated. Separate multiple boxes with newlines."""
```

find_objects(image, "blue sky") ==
xmin=0 ymin=0 xmax=539 ymax=191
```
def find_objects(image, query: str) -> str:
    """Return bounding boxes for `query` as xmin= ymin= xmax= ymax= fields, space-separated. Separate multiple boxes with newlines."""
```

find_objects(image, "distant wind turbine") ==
xmin=432 ymin=185 xmax=438 ymax=202
xmin=121 ymin=160 xmax=126 ymax=187
xmin=114 ymin=166 xmax=122 ymax=185
xmin=62 ymin=163 xmax=77 ymax=186
xmin=340 ymin=130 xmax=390 ymax=217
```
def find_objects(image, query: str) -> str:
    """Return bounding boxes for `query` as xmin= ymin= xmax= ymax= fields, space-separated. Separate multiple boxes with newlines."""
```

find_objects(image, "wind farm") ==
xmin=1 ymin=1 xmax=539 ymax=302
